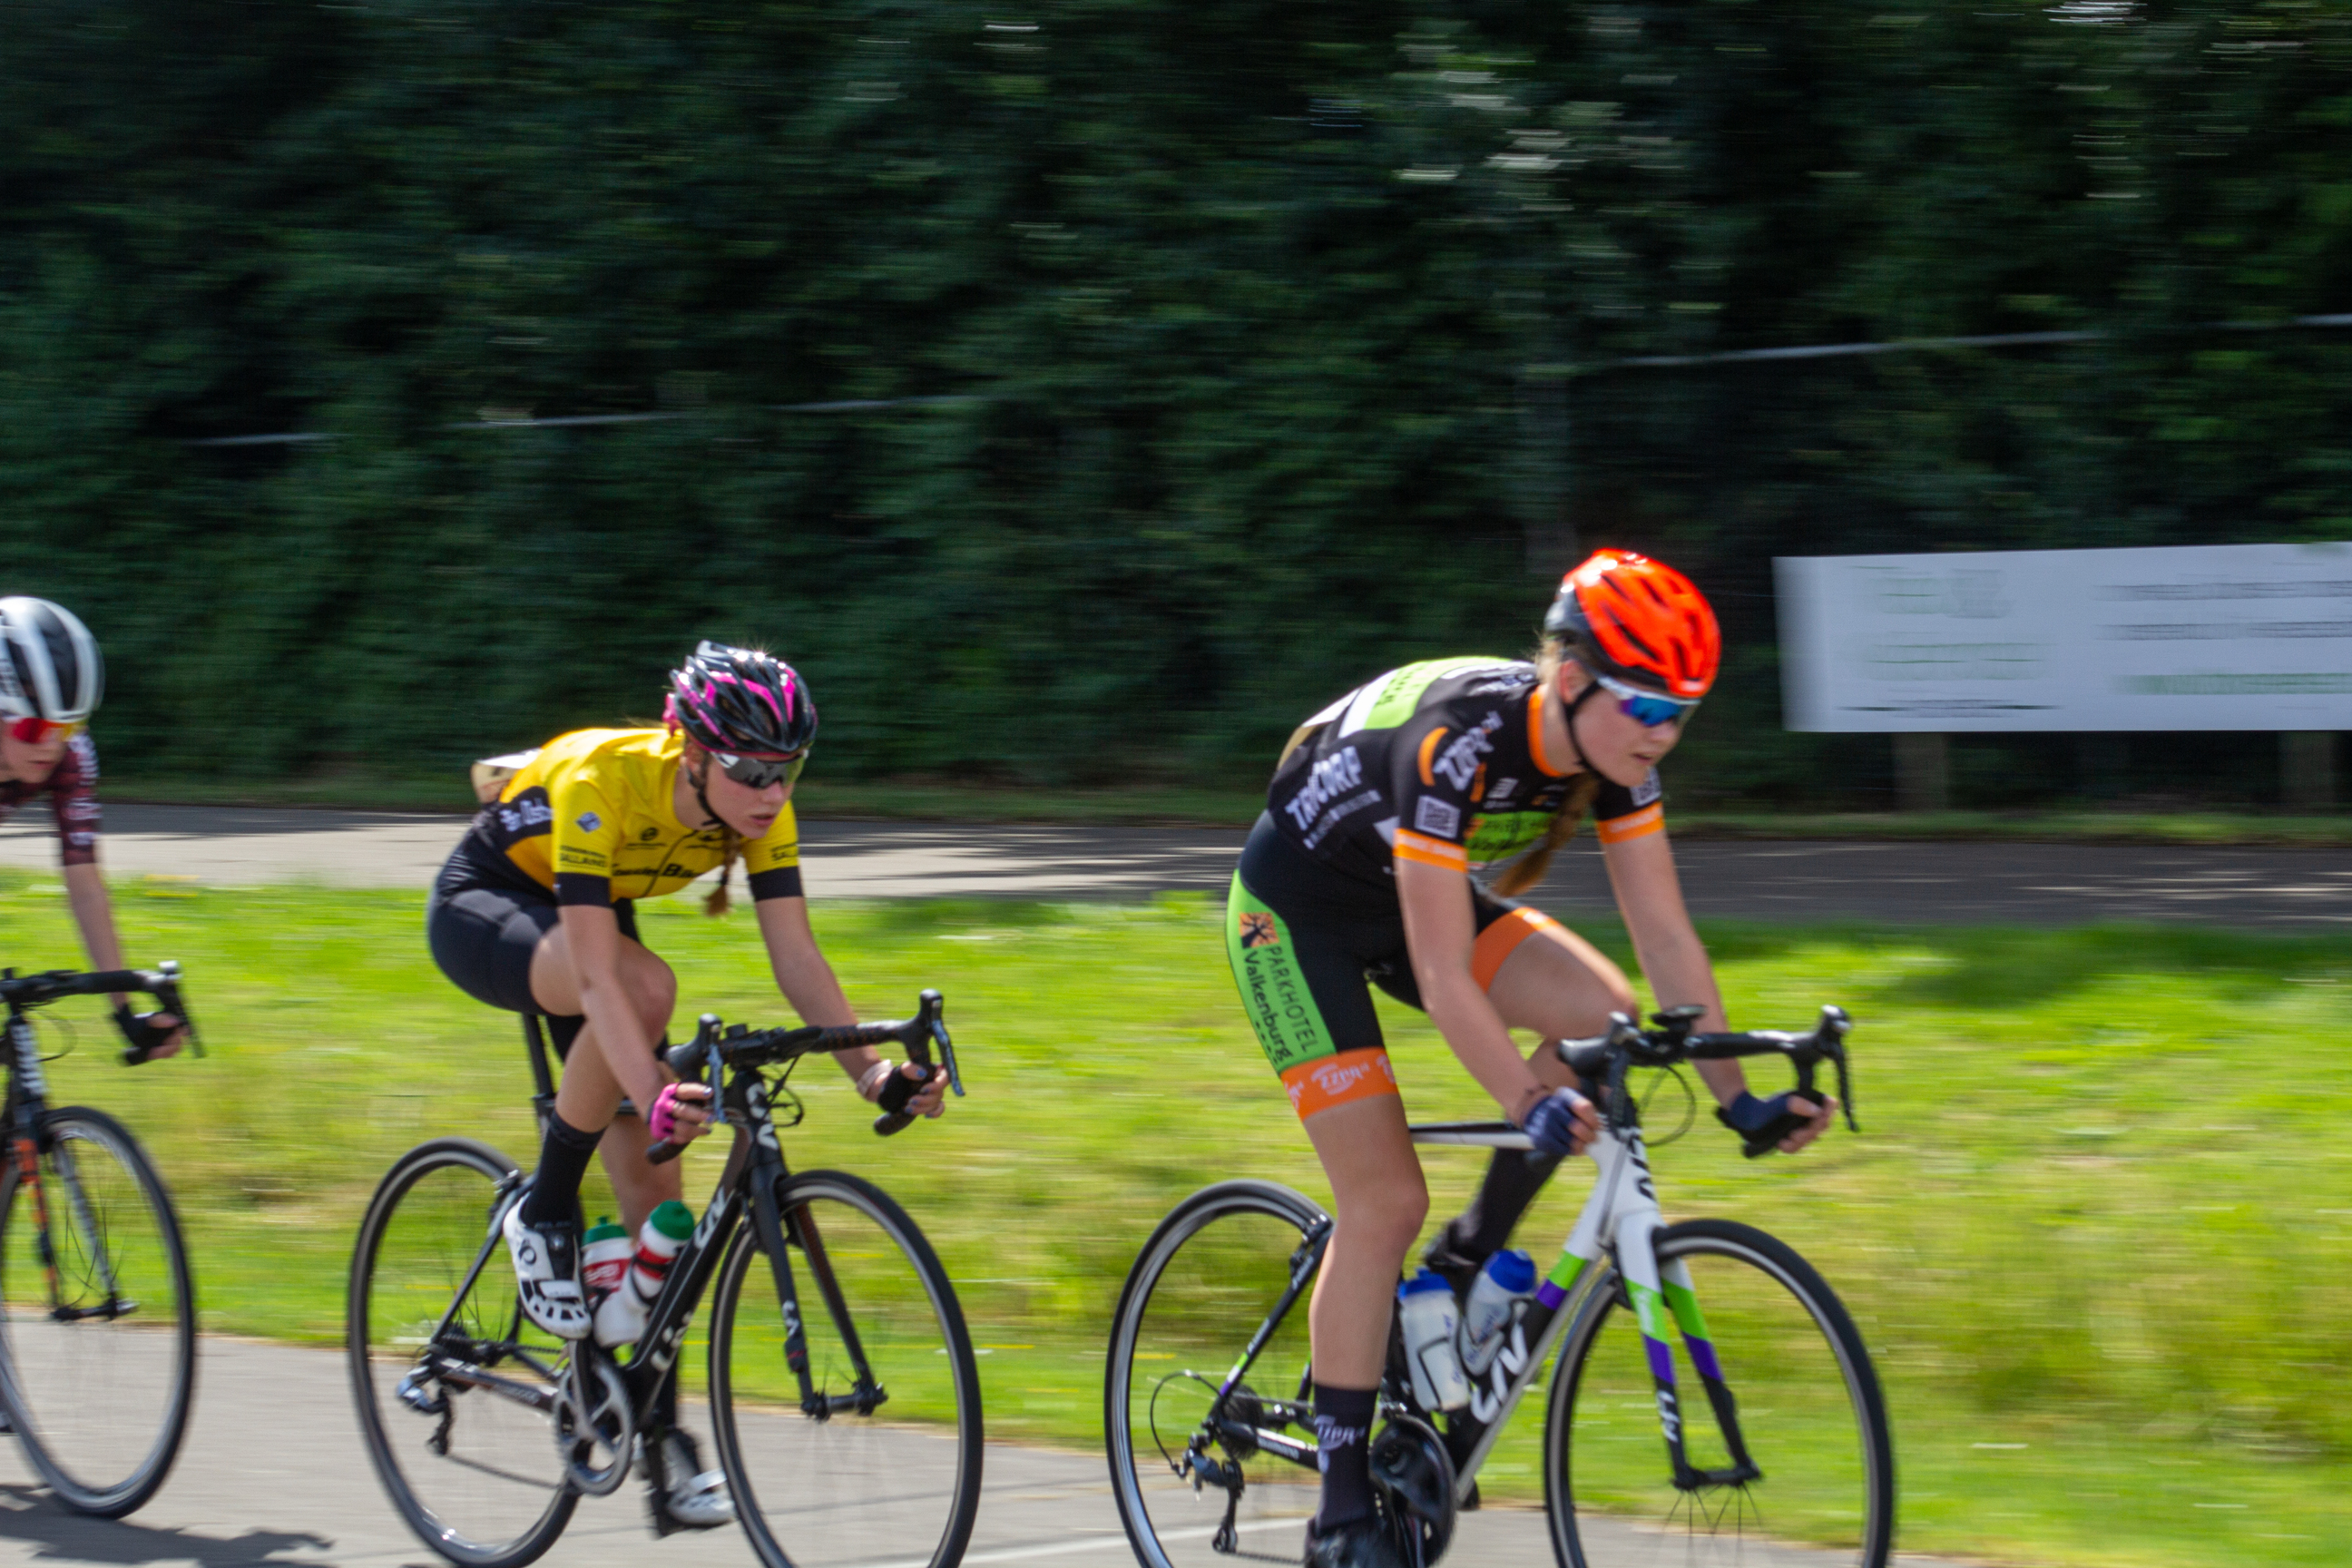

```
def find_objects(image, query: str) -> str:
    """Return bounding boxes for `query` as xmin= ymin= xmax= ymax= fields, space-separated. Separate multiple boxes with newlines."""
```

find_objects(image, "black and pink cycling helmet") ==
xmin=665 ymin=641 xmax=817 ymax=759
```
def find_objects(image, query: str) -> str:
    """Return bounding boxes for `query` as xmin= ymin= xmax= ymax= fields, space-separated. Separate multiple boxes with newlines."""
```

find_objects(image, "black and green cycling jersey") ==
xmin=1264 ymin=656 xmax=1663 ymax=890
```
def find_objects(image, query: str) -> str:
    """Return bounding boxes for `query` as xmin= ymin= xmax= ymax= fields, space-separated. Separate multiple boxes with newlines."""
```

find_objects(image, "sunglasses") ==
xmin=1592 ymin=671 xmax=1700 ymax=729
xmin=712 ymin=750 xmax=808 ymax=789
xmin=7 ymin=716 xmax=83 ymax=745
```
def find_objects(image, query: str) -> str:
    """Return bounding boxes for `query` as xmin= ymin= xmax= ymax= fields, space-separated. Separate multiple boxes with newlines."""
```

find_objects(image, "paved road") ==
xmin=0 ymin=1338 xmax=1960 ymax=1568
xmin=6 ymin=803 xmax=2352 ymax=926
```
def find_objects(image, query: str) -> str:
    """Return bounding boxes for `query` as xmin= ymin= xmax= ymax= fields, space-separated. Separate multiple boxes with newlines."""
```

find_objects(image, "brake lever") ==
xmin=923 ymin=989 xmax=964 ymax=1099
xmin=152 ymin=960 xmax=202 ymax=1058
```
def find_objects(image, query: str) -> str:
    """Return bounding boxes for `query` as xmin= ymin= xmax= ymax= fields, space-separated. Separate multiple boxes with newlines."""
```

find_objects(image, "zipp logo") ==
xmin=1432 ymin=712 xmax=1502 ymax=791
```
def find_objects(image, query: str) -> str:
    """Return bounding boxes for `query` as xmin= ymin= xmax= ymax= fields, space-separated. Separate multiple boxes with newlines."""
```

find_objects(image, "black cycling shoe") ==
xmin=1304 ymin=1514 xmax=1405 ymax=1568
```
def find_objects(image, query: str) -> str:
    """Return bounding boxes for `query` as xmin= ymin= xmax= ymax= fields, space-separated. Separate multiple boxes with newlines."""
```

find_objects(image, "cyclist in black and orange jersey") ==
xmin=0 ymin=597 xmax=186 ymax=1063
xmin=1224 ymin=551 xmax=1838 ymax=1568
xmin=426 ymin=641 xmax=947 ymax=1529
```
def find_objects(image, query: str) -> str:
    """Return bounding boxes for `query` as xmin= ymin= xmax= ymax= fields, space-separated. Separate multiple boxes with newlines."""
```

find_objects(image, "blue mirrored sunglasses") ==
xmin=1593 ymin=671 xmax=1700 ymax=729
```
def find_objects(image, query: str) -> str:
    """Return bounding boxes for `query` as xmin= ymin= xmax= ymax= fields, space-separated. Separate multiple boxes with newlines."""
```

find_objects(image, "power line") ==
xmin=180 ymin=313 xmax=2352 ymax=447
xmin=181 ymin=394 xmax=981 ymax=449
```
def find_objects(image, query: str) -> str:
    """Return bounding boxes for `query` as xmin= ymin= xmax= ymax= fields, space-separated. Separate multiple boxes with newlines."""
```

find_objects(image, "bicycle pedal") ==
xmin=396 ymin=1368 xmax=448 ymax=1417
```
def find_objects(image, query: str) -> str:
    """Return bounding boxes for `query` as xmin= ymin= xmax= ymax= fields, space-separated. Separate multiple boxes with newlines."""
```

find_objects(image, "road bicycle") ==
xmin=0 ymin=962 xmax=200 ymax=1518
xmin=1105 ymin=1004 xmax=1892 ymax=1568
xmin=348 ymin=990 xmax=982 ymax=1568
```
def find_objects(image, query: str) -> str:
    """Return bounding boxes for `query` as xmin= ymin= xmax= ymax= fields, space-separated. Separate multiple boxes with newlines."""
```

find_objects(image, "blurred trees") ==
xmin=5 ymin=2 xmax=2352 ymax=802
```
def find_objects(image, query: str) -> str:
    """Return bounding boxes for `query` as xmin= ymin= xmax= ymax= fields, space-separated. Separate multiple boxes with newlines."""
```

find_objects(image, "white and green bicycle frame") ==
xmin=1408 ymin=1118 xmax=1756 ymax=1500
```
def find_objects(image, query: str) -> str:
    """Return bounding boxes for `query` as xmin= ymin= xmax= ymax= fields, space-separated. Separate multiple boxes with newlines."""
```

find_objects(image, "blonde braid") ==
xmin=1488 ymin=637 xmax=1596 ymax=898
xmin=704 ymin=826 xmax=741 ymax=916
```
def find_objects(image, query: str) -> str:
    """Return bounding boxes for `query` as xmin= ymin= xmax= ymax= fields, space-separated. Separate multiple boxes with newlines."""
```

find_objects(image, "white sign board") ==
xmin=1777 ymin=543 xmax=2352 ymax=732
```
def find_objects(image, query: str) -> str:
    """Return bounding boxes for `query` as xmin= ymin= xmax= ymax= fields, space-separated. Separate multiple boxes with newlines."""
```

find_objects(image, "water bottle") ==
xmin=1395 ymin=1269 xmax=1471 ymax=1413
xmin=581 ymin=1217 xmax=633 ymax=1341
xmin=592 ymin=1200 xmax=695 ymax=1348
xmin=1458 ymin=1249 xmax=1537 ymax=1377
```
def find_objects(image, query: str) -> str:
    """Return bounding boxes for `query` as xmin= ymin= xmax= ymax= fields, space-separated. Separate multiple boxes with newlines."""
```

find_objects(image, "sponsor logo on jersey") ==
xmin=1631 ymin=768 xmax=1662 ymax=808
xmin=1300 ymin=788 xmax=1384 ymax=851
xmin=1238 ymin=910 xmax=1279 ymax=949
xmin=575 ymin=811 xmax=603 ymax=832
xmin=494 ymin=789 xmax=554 ymax=838
xmin=1485 ymin=777 xmax=1519 ymax=806
xmin=1432 ymin=711 xmax=1503 ymax=792
xmin=642 ymin=825 xmax=662 ymax=840
xmin=557 ymin=846 xmax=604 ymax=867
xmin=1414 ymin=796 xmax=1461 ymax=838
xmin=1282 ymin=746 xmax=1366 ymax=835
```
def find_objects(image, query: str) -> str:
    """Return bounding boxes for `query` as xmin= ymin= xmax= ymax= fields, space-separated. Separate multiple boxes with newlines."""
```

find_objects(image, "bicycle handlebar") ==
xmin=645 ymin=990 xmax=960 ymax=1163
xmin=1557 ymin=1004 xmax=1855 ymax=1159
xmin=0 ymin=961 xmax=201 ymax=1063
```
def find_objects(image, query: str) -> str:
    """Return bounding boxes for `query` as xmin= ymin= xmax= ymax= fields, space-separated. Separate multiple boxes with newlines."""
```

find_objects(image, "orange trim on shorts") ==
xmin=1416 ymin=727 xmax=1447 ymax=788
xmin=1471 ymin=906 xmax=1567 ymax=991
xmin=1282 ymin=1048 xmax=1400 ymax=1119
xmin=1594 ymin=803 xmax=1665 ymax=845
xmin=1393 ymin=829 xmax=1467 ymax=871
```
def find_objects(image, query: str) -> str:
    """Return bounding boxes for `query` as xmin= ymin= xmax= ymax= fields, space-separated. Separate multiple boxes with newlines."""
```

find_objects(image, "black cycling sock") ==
xmin=652 ymin=1368 xmax=680 ymax=1435
xmin=519 ymin=1112 xmax=603 ymax=1230
xmin=1427 ymin=1147 xmax=1564 ymax=1285
xmin=1312 ymin=1383 xmax=1378 ymax=1532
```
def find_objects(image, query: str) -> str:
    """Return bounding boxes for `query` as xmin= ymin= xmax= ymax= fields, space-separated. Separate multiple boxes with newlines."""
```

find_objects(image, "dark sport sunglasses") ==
xmin=713 ymin=750 xmax=808 ymax=789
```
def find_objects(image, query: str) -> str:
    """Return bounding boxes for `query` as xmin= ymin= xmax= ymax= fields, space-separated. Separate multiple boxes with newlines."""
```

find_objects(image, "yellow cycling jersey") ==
xmin=468 ymin=728 xmax=803 ymax=906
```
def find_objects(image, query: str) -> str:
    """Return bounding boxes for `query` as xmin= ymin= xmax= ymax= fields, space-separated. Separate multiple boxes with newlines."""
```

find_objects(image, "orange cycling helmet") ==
xmin=1542 ymin=549 xmax=1721 ymax=699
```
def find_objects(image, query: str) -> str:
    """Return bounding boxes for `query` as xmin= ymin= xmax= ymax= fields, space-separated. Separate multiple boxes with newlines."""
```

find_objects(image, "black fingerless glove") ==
xmin=113 ymin=1004 xmax=176 ymax=1065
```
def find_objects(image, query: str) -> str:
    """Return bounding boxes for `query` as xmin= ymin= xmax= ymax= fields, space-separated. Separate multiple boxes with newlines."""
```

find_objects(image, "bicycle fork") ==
xmin=1574 ymin=1128 xmax=1759 ymax=1493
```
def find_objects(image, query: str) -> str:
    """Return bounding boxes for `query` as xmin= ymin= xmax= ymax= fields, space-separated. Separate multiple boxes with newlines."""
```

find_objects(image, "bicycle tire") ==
xmin=709 ymin=1168 xmax=982 ymax=1568
xmin=1105 ymin=1180 xmax=1330 ymax=1568
xmin=1544 ymin=1218 xmax=1895 ymax=1568
xmin=348 ymin=1137 xmax=577 ymax=1568
xmin=0 ymin=1105 xmax=196 ymax=1517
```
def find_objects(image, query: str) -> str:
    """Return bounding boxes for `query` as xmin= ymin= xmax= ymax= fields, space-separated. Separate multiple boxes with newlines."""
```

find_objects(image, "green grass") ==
xmin=4 ymin=869 xmax=2348 ymax=1564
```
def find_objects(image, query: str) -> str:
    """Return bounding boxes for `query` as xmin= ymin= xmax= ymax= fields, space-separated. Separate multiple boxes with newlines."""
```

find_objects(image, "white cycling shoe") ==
xmin=647 ymin=1429 xmax=735 ymax=1533
xmin=503 ymin=1202 xmax=593 ymax=1341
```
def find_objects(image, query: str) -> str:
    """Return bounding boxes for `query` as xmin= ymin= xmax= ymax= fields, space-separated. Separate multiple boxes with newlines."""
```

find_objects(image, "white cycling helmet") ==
xmin=0 ymin=598 xmax=103 ymax=725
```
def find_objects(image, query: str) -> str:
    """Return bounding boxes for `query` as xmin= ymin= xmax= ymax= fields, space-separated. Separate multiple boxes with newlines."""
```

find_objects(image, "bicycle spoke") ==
xmin=712 ymin=1171 xmax=980 ymax=1568
xmin=0 ymin=1109 xmax=194 ymax=1517
xmin=349 ymin=1140 xmax=573 ymax=1568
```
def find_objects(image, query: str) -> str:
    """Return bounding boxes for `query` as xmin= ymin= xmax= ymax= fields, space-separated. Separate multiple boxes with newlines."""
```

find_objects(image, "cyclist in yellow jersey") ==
xmin=425 ymin=642 xmax=946 ymax=1530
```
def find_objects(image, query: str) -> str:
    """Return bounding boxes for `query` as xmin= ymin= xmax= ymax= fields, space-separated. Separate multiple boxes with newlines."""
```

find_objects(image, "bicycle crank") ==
xmin=554 ymin=1354 xmax=635 ymax=1496
xmin=1369 ymin=1414 xmax=1456 ymax=1568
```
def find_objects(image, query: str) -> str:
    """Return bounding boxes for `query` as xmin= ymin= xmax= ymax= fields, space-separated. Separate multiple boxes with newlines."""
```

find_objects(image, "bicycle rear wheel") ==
xmin=710 ymin=1168 xmax=982 ymax=1568
xmin=1544 ymin=1218 xmax=1895 ymax=1568
xmin=1105 ymin=1180 xmax=1328 ymax=1568
xmin=348 ymin=1138 xmax=576 ymax=1568
xmin=0 ymin=1105 xmax=195 ymax=1517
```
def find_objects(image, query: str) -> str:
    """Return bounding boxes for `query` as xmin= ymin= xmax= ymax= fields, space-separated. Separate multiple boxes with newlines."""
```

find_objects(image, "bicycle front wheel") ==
xmin=1545 ymin=1218 xmax=1895 ymax=1568
xmin=0 ymin=1105 xmax=196 ymax=1517
xmin=348 ymin=1137 xmax=576 ymax=1568
xmin=710 ymin=1168 xmax=982 ymax=1568
xmin=1105 ymin=1180 xmax=1328 ymax=1568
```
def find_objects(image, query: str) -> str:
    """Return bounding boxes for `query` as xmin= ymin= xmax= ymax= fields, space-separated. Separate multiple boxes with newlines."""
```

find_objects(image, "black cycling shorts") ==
xmin=1224 ymin=813 xmax=1570 ymax=1118
xmin=426 ymin=838 xmax=642 ymax=1061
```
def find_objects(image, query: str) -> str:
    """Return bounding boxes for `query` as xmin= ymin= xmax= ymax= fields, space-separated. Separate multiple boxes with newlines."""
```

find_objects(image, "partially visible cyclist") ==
xmin=1223 ymin=550 xmax=1837 ymax=1568
xmin=425 ymin=640 xmax=948 ymax=1531
xmin=0 ymin=596 xmax=185 ymax=1063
